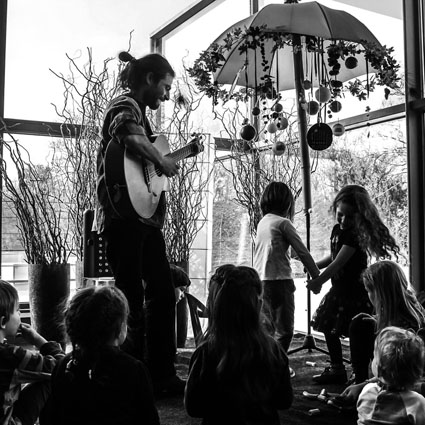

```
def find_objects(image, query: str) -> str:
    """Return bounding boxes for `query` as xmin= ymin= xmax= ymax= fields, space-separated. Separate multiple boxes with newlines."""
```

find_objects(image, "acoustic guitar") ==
xmin=104 ymin=134 xmax=204 ymax=220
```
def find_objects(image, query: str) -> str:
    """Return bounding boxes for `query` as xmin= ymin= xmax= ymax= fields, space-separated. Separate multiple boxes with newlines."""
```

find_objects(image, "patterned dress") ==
xmin=312 ymin=224 xmax=373 ymax=337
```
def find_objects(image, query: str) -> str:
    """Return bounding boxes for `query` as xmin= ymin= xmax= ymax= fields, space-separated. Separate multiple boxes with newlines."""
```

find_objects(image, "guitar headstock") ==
xmin=187 ymin=133 xmax=205 ymax=157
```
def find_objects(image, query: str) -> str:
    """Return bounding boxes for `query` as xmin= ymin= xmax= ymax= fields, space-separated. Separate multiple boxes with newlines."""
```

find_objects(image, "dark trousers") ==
xmin=262 ymin=279 xmax=296 ymax=352
xmin=105 ymin=218 xmax=176 ymax=381
xmin=349 ymin=313 xmax=376 ymax=383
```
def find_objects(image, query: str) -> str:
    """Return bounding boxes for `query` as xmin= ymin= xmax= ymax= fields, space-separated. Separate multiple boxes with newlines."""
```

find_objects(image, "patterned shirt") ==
xmin=0 ymin=341 xmax=64 ymax=425
xmin=357 ymin=382 xmax=425 ymax=424
xmin=96 ymin=94 xmax=166 ymax=232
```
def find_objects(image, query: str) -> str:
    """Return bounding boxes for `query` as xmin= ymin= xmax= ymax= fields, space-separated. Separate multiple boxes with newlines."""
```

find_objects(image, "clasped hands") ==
xmin=306 ymin=275 xmax=323 ymax=294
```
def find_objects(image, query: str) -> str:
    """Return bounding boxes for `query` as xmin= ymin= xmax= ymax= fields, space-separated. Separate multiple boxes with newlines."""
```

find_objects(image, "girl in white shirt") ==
xmin=254 ymin=182 xmax=320 ymax=359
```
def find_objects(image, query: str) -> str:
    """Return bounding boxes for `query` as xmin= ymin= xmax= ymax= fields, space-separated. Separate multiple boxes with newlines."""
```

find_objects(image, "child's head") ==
xmin=0 ymin=280 xmax=20 ymax=339
xmin=372 ymin=326 xmax=424 ymax=389
xmin=207 ymin=264 xmax=236 ymax=320
xmin=260 ymin=181 xmax=294 ymax=219
xmin=65 ymin=285 xmax=129 ymax=351
xmin=332 ymin=184 xmax=368 ymax=229
xmin=333 ymin=185 xmax=399 ymax=259
xmin=209 ymin=266 xmax=263 ymax=338
xmin=362 ymin=261 xmax=425 ymax=331
xmin=170 ymin=264 xmax=191 ymax=303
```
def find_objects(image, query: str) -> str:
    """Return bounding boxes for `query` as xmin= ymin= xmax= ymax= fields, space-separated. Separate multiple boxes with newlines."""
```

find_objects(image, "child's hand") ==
xmin=19 ymin=323 xmax=48 ymax=349
xmin=306 ymin=278 xmax=322 ymax=294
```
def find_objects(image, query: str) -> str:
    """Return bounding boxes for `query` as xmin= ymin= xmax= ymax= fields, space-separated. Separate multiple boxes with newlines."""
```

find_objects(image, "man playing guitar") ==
xmin=96 ymin=51 xmax=184 ymax=396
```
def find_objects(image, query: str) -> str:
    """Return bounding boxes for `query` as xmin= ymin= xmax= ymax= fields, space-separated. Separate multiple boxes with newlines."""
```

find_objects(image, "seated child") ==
xmin=357 ymin=326 xmax=425 ymax=424
xmin=0 ymin=279 xmax=64 ymax=425
xmin=49 ymin=285 xmax=159 ymax=425
xmin=185 ymin=265 xmax=293 ymax=425
xmin=170 ymin=263 xmax=191 ymax=304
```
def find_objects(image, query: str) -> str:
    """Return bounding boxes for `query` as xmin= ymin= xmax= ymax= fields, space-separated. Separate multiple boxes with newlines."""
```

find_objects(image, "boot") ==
xmin=312 ymin=363 xmax=347 ymax=384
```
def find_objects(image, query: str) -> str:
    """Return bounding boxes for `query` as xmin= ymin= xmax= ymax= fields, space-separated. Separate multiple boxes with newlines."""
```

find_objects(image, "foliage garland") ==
xmin=188 ymin=25 xmax=400 ymax=104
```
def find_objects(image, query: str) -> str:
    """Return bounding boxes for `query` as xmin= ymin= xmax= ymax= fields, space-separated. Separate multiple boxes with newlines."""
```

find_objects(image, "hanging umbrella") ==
xmin=188 ymin=0 xmax=399 ymax=357
xmin=211 ymin=2 xmax=382 ymax=92
xmin=189 ymin=0 xmax=399 ymax=231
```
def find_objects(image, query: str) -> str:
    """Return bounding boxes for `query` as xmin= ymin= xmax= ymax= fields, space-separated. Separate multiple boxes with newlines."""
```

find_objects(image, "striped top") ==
xmin=0 ymin=341 xmax=64 ymax=425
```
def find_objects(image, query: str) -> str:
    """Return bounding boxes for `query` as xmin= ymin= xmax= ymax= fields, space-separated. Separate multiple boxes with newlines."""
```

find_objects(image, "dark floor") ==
xmin=157 ymin=333 xmax=357 ymax=425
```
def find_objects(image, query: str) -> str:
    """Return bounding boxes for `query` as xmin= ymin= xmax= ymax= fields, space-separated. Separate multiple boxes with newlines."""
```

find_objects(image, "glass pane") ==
xmin=4 ymin=0 xmax=198 ymax=121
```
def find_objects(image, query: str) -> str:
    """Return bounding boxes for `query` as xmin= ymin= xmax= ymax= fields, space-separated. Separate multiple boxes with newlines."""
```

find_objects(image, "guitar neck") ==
xmin=167 ymin=144 xmax=196 ymax=162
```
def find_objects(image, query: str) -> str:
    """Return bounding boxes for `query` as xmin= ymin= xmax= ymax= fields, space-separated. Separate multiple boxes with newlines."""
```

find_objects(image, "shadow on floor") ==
xmin=157 ymin=333 xmax=357 ymax=425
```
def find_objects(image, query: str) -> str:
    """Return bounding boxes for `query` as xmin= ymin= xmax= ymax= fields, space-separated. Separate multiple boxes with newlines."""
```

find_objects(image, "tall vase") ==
xmin=28 ymin=263 xmax=70 ymax=349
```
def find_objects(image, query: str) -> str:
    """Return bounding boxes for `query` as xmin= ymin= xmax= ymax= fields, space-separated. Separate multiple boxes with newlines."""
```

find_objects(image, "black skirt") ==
xmin=312 ymin=284 xmax=373 ymax=337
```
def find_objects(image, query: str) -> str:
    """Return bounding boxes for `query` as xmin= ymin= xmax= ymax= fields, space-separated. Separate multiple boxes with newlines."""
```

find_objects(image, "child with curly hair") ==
xmin=308 ymin=185 xmax=400 ymax=384
xmin=49 ymin=285 xmax=159 ymax=425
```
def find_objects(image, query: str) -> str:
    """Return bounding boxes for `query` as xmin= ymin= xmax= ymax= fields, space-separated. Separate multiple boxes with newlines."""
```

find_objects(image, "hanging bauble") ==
xmin=272 ymin=141 xmax=286 ymax=156
xmin=345 ymin=56 xmax=358 ymax=70
xmin=329 ymin=100 xmax=342 ymax=113
xmin=273 ymin=103 xmax=283 ymax=113
xmin=332 ymin=123 xmax=345 ymax=136
xmin=315 ymin=86 xmax=331 ymax=104
xmin=271 ymin=112 xmax=279 ymax=119
xmin=280 ymin=117 xmax=289 ymax=130
xmin=267 ymin=122 xmax=278 ymax=134
xmin=240 ymin=124 xmax=257 ymax=141
xmin=252 ymin=106 xmax=261 ymax=116
xmin=307 ymin=123 xmax=333 ymax=151
xmin=307 ymin=100 xmax=319 ymax=115
xmin=303 ymin=79 xmax=312 ymax=90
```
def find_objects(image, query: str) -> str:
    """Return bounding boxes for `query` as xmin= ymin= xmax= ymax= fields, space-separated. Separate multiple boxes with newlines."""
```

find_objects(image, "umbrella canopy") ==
xmin=189 ymin=1 xmax=399 ymax=247
xmin=212 ymin=2 xmax=382 ymax=92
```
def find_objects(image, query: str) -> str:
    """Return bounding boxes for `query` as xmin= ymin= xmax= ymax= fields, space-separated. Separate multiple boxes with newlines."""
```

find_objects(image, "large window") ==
xmin=1 ymin=0 xmax=425 ymax=333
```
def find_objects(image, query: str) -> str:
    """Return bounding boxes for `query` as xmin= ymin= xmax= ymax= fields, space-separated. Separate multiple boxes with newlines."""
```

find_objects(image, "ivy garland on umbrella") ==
xmin=188 ymin=24 xmax=400 ymax=145
xmin=188 ymin=26 xmax=400 ymax=104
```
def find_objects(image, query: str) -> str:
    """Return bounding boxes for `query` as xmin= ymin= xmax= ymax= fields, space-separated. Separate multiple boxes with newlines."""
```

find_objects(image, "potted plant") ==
xmin=0 ymin=127 xmax=71 ymax=346
xmin=49 ymin=48 xmax=121 ymax=285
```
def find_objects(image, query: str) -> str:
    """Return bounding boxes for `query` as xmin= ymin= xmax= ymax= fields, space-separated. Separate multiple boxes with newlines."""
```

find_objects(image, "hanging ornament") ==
xmin=332 ymin=123 xmax=345 ymax=136
xmin=329 ymin=100 xmax=342 ymax=113
xmin=307 ymin=123 xmax=333 ymax=151
xmin=345 ymin=57 xmax=358 ymax=70
xmin=303 ymin=79 xmax=312 ymax=90
xmin=315 ymin=86 xmax=331 ymax=104
xmin=267 ymin=122 xmax=278 ymax=134
xmin=273 ymin=103 xmax=283 ymax=113
xmin=240 ymin=123 xmax=257 ymax=141
xmin=307 ymin=100 xmax=319 ymax=115
xmin=280 ymin=117 xmax=289 ymax=130
xmin=272 ymin=141 xmax=286 ymax=156
xmin=252 ymin=106 xmax=261 ymax=116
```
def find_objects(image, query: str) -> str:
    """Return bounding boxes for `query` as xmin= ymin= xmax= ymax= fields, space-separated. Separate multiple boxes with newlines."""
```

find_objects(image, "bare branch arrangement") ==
xmin=49 ymin=48 xmax=121 ymax=260
xmin=150 ymin=66 xmax=213 ymax=265
xmin=212 ymin=99 xmax=313 ymax=239
xmin=0 ymin=126 xmax=70 ymax=264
